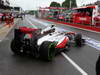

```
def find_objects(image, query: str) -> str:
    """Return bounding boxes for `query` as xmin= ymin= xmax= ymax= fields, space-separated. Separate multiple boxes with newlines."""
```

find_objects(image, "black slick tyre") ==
xmin=39 ymin=41 xmax=56 ymax=61
xmin=11 ymin=39 xmax=23 ymax=55
xmin=74 ymin=33 xmax=82 ymax=47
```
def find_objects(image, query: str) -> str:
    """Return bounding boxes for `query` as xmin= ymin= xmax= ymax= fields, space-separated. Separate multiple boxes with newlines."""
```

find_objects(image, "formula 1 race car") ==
xmin=11 ymin=25 xmax=85 ymax=61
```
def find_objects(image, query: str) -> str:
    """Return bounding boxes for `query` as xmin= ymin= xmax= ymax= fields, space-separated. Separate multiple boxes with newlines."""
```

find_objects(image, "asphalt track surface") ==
xmin=0 ymin=15 xmax=100 ymax=75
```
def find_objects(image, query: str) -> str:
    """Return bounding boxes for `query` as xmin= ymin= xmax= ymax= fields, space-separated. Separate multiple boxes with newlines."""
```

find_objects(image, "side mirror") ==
xmin=51 ymin=25 xmax=55 ymax=28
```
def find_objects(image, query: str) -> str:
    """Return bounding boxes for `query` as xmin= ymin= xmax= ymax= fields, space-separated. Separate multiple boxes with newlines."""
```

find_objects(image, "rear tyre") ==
xmin=39 ymin=41 xmax=56 ymax=61
xmin=11 ymin=39 xmax=23 ymax=55
xmin=74 ymin=33 xmax=82 ymax=47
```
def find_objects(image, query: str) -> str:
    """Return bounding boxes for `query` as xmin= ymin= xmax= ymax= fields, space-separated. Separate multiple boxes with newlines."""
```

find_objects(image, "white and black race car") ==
xmin=11 ymin=25 xmax=85 ymax=61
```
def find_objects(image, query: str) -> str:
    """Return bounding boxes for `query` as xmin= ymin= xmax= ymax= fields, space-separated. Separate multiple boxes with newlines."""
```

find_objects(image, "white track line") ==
xmin=61 ymin=52 xmax=88 ymax=75
xmin=26 ymin=19 xmax=38 ymax=28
